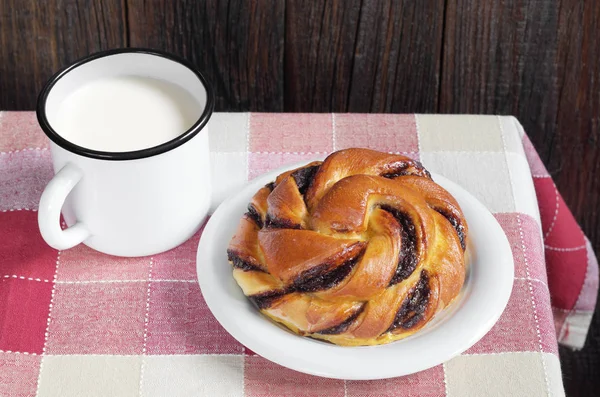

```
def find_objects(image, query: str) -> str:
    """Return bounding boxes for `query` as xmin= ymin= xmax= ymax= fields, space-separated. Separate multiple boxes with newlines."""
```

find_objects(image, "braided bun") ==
xmin=227 ymin=148 xmax=467 ymax=346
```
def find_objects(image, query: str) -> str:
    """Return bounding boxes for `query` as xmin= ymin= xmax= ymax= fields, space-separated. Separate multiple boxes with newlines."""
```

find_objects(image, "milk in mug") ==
xmin=53 ymin=75 xmax=201 ymax=152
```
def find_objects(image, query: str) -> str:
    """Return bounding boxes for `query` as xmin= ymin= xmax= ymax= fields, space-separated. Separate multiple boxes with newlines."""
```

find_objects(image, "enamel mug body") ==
xmin=36 ymin=49 xmax=214 ymax=257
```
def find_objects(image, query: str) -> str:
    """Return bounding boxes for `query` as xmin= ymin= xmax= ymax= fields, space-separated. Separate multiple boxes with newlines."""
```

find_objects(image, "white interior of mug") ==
xmin=45 ymin=52 xmax=207 ymax=129
xmin=37 ymin=50 xmax=213 ymax=160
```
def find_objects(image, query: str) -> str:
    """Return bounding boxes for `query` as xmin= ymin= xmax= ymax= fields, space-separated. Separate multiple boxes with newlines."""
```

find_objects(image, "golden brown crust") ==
xmin=227 ymin=148 xmax=467 ymax=346
xmin=258 ymin=229 xmax=365 ymax=285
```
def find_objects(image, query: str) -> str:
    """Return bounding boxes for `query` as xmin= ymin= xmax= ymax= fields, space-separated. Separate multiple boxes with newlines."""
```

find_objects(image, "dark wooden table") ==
xmin=1 ymin=1 xmax=598 ymax=395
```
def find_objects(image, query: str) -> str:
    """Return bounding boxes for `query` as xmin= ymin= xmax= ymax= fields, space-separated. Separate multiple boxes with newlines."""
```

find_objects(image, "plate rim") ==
xmin=197 ymin=162 xmax=514 ymax=380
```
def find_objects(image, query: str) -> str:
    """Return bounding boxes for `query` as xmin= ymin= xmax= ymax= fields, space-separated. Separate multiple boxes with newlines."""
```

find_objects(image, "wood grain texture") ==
xmin=348 ymin=0 xmax=445 ymax=113
xmin=284 ymin=0 xmax=362 ymax=111
xmin=0 ymin=0 xmax=126 ymax=109
xmin=554 ymin=1 xmax=600 ymax=396
xmin=127 ymin=0 xmax=284 ymax=111
xmin=284 ymin=0 xmax=444 ymax=113
xmin=440 ymin=0 xmax=558 ymax=148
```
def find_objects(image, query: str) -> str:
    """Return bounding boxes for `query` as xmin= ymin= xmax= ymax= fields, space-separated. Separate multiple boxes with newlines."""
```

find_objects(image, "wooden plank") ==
xmin=347 ymin=0 xmax=445 ymax=112
xmin=284 ymin=0 xmax=362 ymax=111
xmin=0 ymin=0 xmax=126 ymax=110
xmin=127 ymin=0 xmax=285 ymax=112
xmin=440 ymin=0 xmax=558 ymax=150
xmin=554 ymin=1 xmax=600 ymax=395
xmin=284 ymin=0 xmax=444 ymax=113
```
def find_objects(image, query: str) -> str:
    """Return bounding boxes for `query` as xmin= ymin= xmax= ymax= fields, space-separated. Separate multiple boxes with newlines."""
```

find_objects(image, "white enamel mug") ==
xmin=36 ymin=49 xmax=214 ymax=257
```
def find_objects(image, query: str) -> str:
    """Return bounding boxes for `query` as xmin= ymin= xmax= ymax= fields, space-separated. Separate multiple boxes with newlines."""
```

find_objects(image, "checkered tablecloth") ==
xmin=0 ymin=112 xmax=597 ymax=396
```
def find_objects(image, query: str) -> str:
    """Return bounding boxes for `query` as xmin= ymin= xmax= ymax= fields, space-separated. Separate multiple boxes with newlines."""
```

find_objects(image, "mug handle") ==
xmin=38 ymin=163 xmax=91 ymax=250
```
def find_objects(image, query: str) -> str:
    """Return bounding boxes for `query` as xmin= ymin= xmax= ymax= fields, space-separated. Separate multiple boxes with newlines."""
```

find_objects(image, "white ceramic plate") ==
xmin=197 ymin=164 xmax=514 ymax=380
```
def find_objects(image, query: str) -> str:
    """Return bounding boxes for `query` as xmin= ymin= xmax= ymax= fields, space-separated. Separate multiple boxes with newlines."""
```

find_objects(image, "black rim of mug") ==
xmin=36 ymin=48 xmax=215 ymax=161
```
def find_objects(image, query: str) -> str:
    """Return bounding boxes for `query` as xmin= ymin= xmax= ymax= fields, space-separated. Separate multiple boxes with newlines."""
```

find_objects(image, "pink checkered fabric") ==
xmin=1 ymin=111 xmax=596 ymax=396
